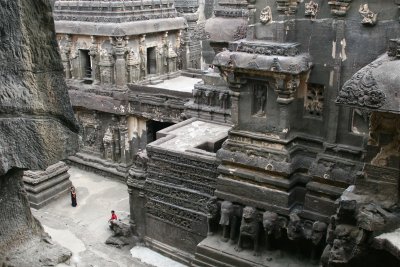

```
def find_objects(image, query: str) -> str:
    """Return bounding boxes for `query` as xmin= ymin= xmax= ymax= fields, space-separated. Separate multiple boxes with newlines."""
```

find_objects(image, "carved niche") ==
xmin=304 ymin=83 xmax=324 ymax=117
xmin=252 ymin=83 xmax=267 ymax=117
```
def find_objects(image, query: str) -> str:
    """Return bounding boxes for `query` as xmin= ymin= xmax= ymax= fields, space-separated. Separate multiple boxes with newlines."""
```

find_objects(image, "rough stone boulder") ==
xmin=106 ymin=221 xmax=136 ymax=248
xmin=0 ymin=0 xmax=79 ymax=266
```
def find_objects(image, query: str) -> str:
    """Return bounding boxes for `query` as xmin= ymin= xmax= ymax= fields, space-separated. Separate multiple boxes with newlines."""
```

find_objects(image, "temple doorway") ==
xmin=147 ymin=47 xmax=157 ymax=75
xmin=79 ymin=49 xmax=91 ymax=80
xmin=146 ymin=120 xmax=174 ymax=144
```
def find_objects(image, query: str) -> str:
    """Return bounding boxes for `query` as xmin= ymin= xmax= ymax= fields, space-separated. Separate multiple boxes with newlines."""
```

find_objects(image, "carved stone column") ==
xmin=274 ymin=75 xmax=299 ymax=133
xmin=113 ymin=36 xmax=128 ymax=87
xmin=246 ymin=0 xmax=256 ymax=40
xmin=61 ymin=34 xmax=72 ymax=79
xmin=139 ymin=35 xmax=146 ymax=79
xmin=117 ymin=116 xmax=133 ymax=173
xmin=99 ymin=48 xmax=114 ymax=85
xmin=127 ymin=49 xmax=140 ymax=83
xmin=89 ymin=36 xmax=100 ymax=85
xmin=127 ymin=151 xmax=148 ymax=241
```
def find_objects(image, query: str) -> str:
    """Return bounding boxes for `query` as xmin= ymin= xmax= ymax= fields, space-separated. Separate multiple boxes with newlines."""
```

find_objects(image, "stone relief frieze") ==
xmin=236 ymin=42 xmax=299 ymax=57
xmin=336 ymin=61 xmax=386 ymax=109
xmin=328 ymin=0 xmax=353 ymax=16
xmin=276 ymin=0 xmax=300 ymax=14
xmin=304 ymin=84 xmax=324 ymax=117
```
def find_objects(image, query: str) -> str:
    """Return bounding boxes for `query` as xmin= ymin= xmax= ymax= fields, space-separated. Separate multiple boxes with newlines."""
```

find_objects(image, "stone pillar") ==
xmin=118 ymin=116 xmax=133 ymax=173
xmin=246 ymin=0 xmax=256 ymax=40
xmin=127 ymin=49 xmax=140 ymax=83
xmin=113 ymin=36 xmax=128 ymax=87
xmin=167 ymin=42 xmax=177 ymax=73
xmin=89 ymin=35 xmax=100 ymax=84
xmin=99 ymin=49 xmax=114 ymax=85
xmin=139 ymin=35 xmax=146 ymax=79
xmin=61 ymin=34 xmax=72 ymax=79
xmin=127 ymin=151 xmax=148 ymax=241
xmin=182 ymin=12 xmax=201 ymax=69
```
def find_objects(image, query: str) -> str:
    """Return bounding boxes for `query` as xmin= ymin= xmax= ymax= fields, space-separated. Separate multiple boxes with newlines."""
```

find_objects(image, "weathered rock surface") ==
xmin=0 ymin=0 xmax=78 ymax=265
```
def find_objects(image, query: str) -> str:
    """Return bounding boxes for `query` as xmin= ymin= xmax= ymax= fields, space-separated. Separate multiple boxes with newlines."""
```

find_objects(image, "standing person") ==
xmin=70 ymin=186 xmax=77 ymax=207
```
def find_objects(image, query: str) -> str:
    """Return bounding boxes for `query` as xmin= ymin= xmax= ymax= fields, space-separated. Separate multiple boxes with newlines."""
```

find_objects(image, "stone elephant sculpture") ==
xmin=262 ymin=211 xmax=288 ymax=250
xmin=235 ymin=206 xmax=261 ymax=256
xmin=219 ymin=200 xmax=242 ymax=243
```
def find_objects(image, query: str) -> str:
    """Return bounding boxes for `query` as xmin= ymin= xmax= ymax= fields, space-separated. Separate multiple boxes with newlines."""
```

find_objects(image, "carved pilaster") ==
xmin=61 ymin=34 xmax=72 ymax=79
xmin=89 ymin=35 xmax=100 ymax=84
xmin=139 ymin=35 xmax=146 ymax=79
xmin=113 ymin=36 xmax=128 ymax=87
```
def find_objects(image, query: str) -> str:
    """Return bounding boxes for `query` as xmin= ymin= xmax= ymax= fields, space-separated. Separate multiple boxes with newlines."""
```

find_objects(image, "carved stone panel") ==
xmin=304 ymin=83 xmax=324 ymax=117
xmin=252 ymin=83 xmax=267 ymax=117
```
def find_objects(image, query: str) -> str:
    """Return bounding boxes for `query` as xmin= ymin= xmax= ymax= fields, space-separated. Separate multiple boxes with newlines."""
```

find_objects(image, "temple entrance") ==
xmin=146 ymin=120 xmax=174 ymax=144
xmin=147 ymin=47 xmax=157 ymax=75
xmin=79 ymin=49 xmax=92 ymax=81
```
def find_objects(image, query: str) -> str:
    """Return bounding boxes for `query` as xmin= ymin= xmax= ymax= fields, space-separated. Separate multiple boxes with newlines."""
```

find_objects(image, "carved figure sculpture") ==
xmin=305 ymin=1 xmax=319 ymax=18
xmin=327 ymin=224 xmax=363 ymax=264
xmin=206 ymin=196 xmax=219 ymax=236
xmin=235 ymin=206 xmax=260 ymax=256
xmin=310 ymin=221 xmax=327 ymax=263
xmin=359 ymin=4 xmax=377 ymax=26
xmin=219 ymin=201 xmax=241 ymax=243
xmin=260 ymin=6 xmax=272 ymax=24
xmin=262 ymin=211 xmax=287 ymax=250
xmin=287 ymin=212 xmax=304 ymax=240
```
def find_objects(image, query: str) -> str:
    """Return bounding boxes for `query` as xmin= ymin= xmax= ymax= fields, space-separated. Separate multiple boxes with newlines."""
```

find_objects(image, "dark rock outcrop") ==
xmin=0 ymin=0 xmax=78 ymax=266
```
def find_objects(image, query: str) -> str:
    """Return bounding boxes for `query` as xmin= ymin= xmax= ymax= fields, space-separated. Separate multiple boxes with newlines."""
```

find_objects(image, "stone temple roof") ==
xmin=336 ymin=39 xmax=400 ymax=114
xmin=213 ymin=40 xmax=312 ymax=75
xmin=53 ymin=0 xmax=186 ymax=36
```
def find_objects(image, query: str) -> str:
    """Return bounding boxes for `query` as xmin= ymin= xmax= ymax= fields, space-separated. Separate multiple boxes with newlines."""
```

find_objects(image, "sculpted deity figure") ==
xmin=260 ymin=6 xmax=272 ymax=24
xmin=305 ymin=1 xmax=319 ymax=18
xmin=359 ymin=4 xmax=377 ymax=25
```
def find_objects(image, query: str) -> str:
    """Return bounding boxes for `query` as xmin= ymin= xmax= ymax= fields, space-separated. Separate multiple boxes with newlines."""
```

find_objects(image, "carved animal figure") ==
xmin=235 ymin=206 xmax=260 ymax=256
xmin=219 ymin=201 xmax=241 ymax=243
xmin=206 ymin=196 xmax=219 ymax=236
xmin=287 ymin=212 xmax=304 ymax=241
xmin=262 ymin=211 xmax=287 ymax=250
xmin=310 ymin=221 xmax=328 ymax=263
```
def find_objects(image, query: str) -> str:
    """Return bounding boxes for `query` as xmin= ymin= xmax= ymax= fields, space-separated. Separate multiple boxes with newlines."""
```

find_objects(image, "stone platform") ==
xmin=23 ymin=161 xmax=72 ymax=209
xmin=192 ymin=235 xmax=314 ymax=267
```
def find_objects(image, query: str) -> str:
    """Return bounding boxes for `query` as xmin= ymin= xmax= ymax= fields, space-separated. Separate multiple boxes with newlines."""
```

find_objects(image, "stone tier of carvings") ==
xmin=54 ymin=0 xmax=177 ymax=22
xmin=23 ymin=162 xmax=72 ymax=209
xmin=276 ymin=0 xmax=300 ymax=14
xmin=192 ymin=84 xmax=232 ymax=110
xmin=328 ymin=0 xmax=353 ymax=16
xmin=231 ymin=40 xmax=300 ymax=57
xmin=200 ymin=198 xmax=328 ymax=264
xmin=213 ymin=9 xmax=249 ymax=18
xmin=146 ymin=179 xmax=211 ymax=213
xmin=175 ymin=0 xmax=199 ymax=13
xmin=146 ymin=198 xmax=206 ymax=233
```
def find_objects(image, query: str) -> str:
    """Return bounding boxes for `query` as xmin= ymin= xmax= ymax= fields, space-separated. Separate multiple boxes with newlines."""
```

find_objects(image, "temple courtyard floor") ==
xmin=32 ymin=166 xmax=186 ymax=267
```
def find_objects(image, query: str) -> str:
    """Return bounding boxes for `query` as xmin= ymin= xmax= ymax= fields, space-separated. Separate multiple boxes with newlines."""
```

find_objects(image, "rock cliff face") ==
xmin=0 ymin=0 xmax=78 ymax=265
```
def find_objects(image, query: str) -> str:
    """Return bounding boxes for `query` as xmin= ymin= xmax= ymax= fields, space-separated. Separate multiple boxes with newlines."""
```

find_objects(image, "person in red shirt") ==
xmin=110 ymin=210 xmax=117 ymax=221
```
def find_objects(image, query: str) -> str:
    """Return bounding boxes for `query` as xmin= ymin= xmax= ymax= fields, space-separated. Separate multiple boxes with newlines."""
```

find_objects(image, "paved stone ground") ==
xmin=32 ymin=167 xmax=186 ymax=267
